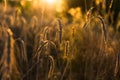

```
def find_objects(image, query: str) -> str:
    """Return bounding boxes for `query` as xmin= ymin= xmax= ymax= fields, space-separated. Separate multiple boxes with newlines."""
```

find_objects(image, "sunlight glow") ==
xmin=41 ymin=0 xmax=56 ymax=5
xmin=32 ymin=0 xmax=66 ymax=13
xmin=45 ymin=0 xmax=56 ymax=4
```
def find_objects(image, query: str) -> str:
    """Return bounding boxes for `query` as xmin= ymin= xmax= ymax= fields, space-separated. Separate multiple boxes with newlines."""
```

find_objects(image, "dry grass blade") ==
xmin=114 ymin=52 xmax=120 ymax=78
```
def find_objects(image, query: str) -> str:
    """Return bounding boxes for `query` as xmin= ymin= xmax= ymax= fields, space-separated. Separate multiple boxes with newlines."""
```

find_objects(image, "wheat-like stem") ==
xmin=114 ymin=52 xmax=120 ymax=78
xmin=43 ymin=26 xmax=49 ymax=40
xmin=65 ymin=41 xmax=69 ymax=56
xmin=72 ymin=27 xmax=75 ymax=38
xmin=60 ymin=58 xmax=70 ymax=80
xmin=1 ymin=28 xmax=14 ymax=80
xmin=57 ymin=19 xmax=62 ymax=44
xmin=4 ymin=0 xmax=7 ymax=12
xmin=47 ymin=55 xmax=55 ymax=79
xmin=83 ymin=15 xmax=107 ymax=43
xmin=15 ymin=38 xmax=28 ymax=63
xmin=96 ymin=16 xmax=107 ymax=42
xmin=33 ymin=40 xmax=57 ymax=80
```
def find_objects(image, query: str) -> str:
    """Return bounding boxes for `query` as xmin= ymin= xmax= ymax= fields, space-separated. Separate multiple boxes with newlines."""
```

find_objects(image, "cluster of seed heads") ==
xmin=83 ymin=15 xmax=107 ymax=43
xmin=0 ymin=4 xmax=118 ymax=80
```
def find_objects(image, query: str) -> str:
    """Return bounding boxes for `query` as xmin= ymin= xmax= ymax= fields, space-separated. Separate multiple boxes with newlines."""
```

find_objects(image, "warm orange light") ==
xmin=41 ymin=0 xmax=56 ymax=5
xmin=46 ymin=0 xmax=56 ymax=4
xmin=33 ymin=0 xmax=66 ymax=12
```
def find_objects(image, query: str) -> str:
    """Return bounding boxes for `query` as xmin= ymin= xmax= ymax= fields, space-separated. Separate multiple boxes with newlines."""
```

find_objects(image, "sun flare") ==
xmin=45 ymin=0 xmax=56 ymax=4
xmin=33 ymin=0 xmax=65 ymax=12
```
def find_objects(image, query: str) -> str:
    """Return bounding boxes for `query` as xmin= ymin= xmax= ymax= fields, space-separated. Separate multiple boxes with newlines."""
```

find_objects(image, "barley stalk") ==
xmin=1 ymin=28 xmax=13 ymax=80
xmin=15 ymin=38 xmax=28 ymax=63
xmin=83 ymin=15 xmax=107 ymax=43
xmin=47 ymin=55 xmax=55 ymax=79
xmin=57 ymin=19 xmax=62 ymax=44
xmin=33 ymin=40 xmax=56 ymax=79
xmin=86 ymin=7 xmax=94 ymax=21
xmin=43 ymin=26 xmax=49 ymax=40
xmin=65 ymin=41 xmax=69 ymax=56
xmin=72 ymin=27 xmax=75 ymax=37
xmin=96 ymin=16 xmax=107 ymax=42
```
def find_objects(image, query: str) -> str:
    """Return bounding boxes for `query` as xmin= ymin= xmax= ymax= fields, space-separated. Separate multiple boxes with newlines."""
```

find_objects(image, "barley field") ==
xmin=0 ymin=0 xmax=120 ymax=80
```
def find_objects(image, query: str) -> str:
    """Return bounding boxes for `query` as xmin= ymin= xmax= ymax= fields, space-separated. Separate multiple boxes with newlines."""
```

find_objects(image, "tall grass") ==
xmin=0 ymin=1 xmax=120 ymax=80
